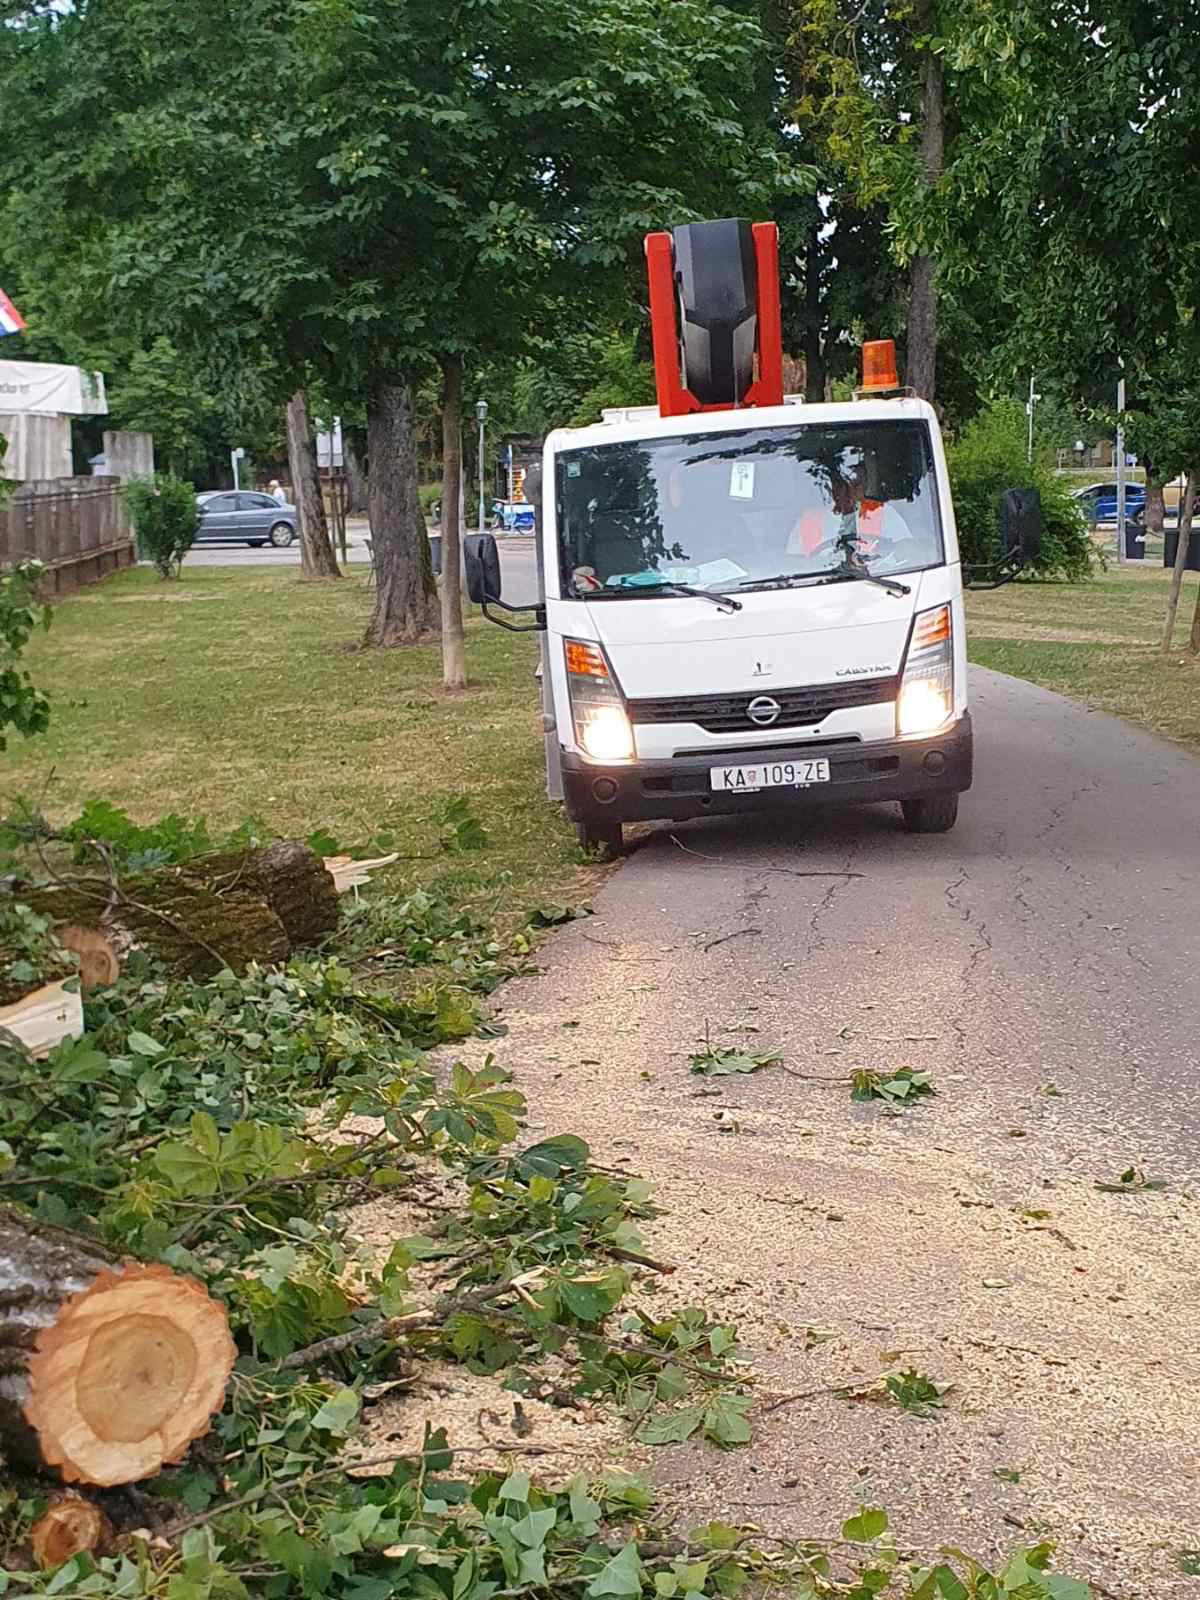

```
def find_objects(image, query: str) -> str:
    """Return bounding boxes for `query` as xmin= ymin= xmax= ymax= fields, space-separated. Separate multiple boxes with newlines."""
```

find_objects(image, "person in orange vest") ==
xmin=788 ymin=472 xmax=905 ymax=562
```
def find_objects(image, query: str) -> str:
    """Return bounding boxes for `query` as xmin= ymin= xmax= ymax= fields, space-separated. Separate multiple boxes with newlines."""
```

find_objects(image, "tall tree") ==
xmin=284 ymin=390 xmax=341 ymax=580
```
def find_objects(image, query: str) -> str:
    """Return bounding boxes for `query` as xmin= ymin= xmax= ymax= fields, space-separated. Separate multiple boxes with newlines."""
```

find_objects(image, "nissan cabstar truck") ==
xmin=466 ymin=218 xmax=1041 ymax=855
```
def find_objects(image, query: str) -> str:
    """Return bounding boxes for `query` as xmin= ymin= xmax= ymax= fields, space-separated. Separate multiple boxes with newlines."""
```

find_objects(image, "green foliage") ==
xmin=124 ymin=474 xmax=200 ymax=578
xmin=689 ymin=1045 xmax=782 ymax=1077
xmin=0 ymin=902 xmax=77 ymax=1007
xmin=947 ymin=401 xmax=1093 ymax=579
xmin=689 ymin=1022 xmax=781 ymax=1077
xmin=57 ymin=798 xmax=268 ymax=870
xmin=1095 ymin=1167 xmax=1166 ymax=1195
xmin=569 ymin=335 xmax=657 ymax=426
xmin=0 ymin=559 xmax=51 ymax=750
xmin=884 ymin=1369 xmax=945 ymax=1419
xmin=109 ymin=336 xmax=221 ymax=470
xmin=850 ymin=1066 xmax=936 ymax=1107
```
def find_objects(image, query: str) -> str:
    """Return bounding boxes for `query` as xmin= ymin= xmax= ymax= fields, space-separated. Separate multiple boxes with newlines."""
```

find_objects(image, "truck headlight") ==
xmin=564 ymin=639 xmax=634 ymax=761
xmin=898 ymin=604 xmax=953 ymax=737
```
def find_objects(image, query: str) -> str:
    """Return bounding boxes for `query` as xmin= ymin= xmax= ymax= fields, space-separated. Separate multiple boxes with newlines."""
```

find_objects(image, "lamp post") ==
xmin=475 ymin=400 xmax=488 ymax=533
xmin=1115 ymin=362 xmax=1127 ymax=564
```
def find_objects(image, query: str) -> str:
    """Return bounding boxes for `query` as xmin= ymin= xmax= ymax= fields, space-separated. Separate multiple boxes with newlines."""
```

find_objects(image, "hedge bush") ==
xmin=124 ymin=473 xmax=199 ymax=578
xmin=947 ymin=399 xmax=1094 ymax=580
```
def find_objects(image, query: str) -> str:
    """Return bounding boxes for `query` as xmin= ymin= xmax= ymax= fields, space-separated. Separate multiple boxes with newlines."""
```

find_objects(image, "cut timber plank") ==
xmin=0 ymin=980 xmax=83 ymax=1058
xmin=323 ymin=853 xmax=400 ymax=894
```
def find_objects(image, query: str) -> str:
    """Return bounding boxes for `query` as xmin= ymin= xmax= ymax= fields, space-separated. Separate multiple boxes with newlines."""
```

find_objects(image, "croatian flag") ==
xmin=0 ymin=288 xmax=26 ymax=337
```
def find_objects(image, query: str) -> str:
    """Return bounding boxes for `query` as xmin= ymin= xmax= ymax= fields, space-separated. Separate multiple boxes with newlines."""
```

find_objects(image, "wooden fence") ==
xmin=0 ymin=476 xmax=134 ymax=593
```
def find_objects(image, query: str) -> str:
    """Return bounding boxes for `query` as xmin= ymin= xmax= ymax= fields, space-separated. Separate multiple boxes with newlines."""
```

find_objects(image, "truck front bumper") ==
xmin=561 ymin=714 xmax=973 ymax=827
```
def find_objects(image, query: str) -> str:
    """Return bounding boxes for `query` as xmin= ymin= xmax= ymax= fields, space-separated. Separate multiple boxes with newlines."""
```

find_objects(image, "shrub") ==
xmin=946 ymin=399 xmax=1093 ymax=580
xmin=0 ymin=559 xmax=51 ymax=749
xmin=124 ymin=473 xmax=199 ymax=577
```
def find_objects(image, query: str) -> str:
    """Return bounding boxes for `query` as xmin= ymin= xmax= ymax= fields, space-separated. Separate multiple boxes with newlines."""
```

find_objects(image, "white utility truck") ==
xmin=466 ymin=218 xmax=1041 ymax=854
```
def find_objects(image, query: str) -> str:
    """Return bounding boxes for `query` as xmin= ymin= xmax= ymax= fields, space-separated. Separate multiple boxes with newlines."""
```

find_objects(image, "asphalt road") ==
xmin=182 ymin=528 xmax=544 ymax=603
xmin=463 ymin=666 xmax=1200 ymax=1593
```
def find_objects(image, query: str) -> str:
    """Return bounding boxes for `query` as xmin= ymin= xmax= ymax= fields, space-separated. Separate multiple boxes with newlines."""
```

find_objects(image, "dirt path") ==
xmin=445 ymin=668 xmax=1200 ymax=1597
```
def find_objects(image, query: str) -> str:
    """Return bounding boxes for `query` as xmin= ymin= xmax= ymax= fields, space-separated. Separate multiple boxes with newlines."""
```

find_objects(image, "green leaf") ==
xmin=127 ymin=1029 xmax=165 ymax=1057
xmin=655 ymin=1364 xmax=689 ymax=1402
xmin=498 ymin=1471 xmax=530 ymax=1503
xmin=567 ymin=1477 xmax=602 ymax=1535
xmin=638 ymin=1405 xmax=704 ymax=1445
xmin=702 ymin=1391 xmax=752 ymax=1448
xmin=587 ymin=1541 xmax=644 ymax=1599
xmin=310 ymin=1386 xmax=360 ymax=1436
xmin=511 ymin=1508 xmax=557 ymax=1549
xmin=842 ymin=1507 xmax=889 ymax=1543
xmin=516 ymin=1134 xmax=591 ymax=1177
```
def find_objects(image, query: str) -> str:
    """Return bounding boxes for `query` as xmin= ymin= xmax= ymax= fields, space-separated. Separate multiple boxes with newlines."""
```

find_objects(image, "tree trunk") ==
xmin=440 ymin=356 xmax=467 ymax=690
xmin=0 ymin=1206 xmax=234 ymax=1485
xmin=364 ymin=377 xmax=440 ymax=647
xmin=345 ymin=432 xmax=369 ymax=516
xmin=285 ymin=389 xmax=341 ymax=580
xmin=803 ymin=199 xmax=826 ymax=404
xmin=1143 ymin=462 xmax=1164 ymax=535
xmin=906 ymin=7 xmax=944 ymax=403
xmin=1162 ymin=469 xmax=1196 ymax=654
xmin=14 ymin=841 xmax=339 ymax=987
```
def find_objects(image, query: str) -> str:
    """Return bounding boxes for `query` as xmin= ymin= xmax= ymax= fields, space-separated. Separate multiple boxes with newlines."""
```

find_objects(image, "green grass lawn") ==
xmin=966 ymin=562 xmax=1200 ymax=757
xmin=2 ymin=564 xmax=589 ymax=916
xmin=6 ymin=560 xmax=1198 ymax=900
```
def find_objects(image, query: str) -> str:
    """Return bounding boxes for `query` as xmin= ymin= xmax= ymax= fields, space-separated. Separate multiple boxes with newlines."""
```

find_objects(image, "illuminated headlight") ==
xmin=897 ymin=604 xmax=953 ymax=737
xmin=564 ymin=639 xmax=634 ymax=762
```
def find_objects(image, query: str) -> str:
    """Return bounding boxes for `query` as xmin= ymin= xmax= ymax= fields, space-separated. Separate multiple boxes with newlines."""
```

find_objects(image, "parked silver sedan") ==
xmin=195 ymin=490 xmax=297 ymax=547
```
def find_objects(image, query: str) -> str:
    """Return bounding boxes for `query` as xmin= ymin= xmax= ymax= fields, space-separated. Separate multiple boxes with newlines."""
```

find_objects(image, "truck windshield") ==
xmin=555 ymin=419 xmax=943 ymax=598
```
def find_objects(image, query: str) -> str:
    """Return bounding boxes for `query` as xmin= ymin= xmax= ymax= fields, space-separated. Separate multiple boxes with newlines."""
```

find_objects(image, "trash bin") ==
xmin=1163 ymin=526 xmax=1200 ymax=572
xmin=1123 ymin=518 xmax=1145 ymax=560
xmin=429 ymin=533 xmax=442 ymax=576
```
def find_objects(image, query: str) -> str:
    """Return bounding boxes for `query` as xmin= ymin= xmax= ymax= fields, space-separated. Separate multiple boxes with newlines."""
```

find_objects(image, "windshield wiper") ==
xmin=586 ymin=581 xmax=742 ymax=612
xmin=817 ymin=561 xmax=911 ymax=598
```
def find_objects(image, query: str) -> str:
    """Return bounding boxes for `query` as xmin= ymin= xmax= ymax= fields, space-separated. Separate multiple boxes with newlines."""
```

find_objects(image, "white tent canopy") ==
xmin=0 ymin=360 xmax=107 ymax=416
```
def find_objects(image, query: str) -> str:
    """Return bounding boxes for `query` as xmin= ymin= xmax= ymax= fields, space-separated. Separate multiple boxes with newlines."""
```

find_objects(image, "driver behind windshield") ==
xmin=786 ymin=469 xmax=913 ymax=566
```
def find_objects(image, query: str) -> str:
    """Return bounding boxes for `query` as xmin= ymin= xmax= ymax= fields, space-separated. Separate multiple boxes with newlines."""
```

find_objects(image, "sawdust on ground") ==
xmin=416 ymin=954 xmax=1200 ymax=1600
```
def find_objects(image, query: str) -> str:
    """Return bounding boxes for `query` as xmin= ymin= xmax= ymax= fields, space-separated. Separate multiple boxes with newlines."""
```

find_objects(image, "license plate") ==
xmin=710 ymin=758 xmax=831 ymax=792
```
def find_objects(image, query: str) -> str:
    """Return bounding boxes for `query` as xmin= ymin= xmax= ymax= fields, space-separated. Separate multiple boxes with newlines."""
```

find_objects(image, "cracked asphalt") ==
xmin=465 ymin=664 xmax=1200 ymax=1594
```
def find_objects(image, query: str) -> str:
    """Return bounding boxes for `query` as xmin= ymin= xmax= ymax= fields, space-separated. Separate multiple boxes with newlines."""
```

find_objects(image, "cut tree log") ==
xmin=0 ymin=978 xmax=84 ymax=1058
xmin=16 ymin=840 xmax=339 ymax=981
xmin=0 ymin=1206 xmax=236 ymax=1486
xmin=30 ymin=1495 xmax=113 ymax=1568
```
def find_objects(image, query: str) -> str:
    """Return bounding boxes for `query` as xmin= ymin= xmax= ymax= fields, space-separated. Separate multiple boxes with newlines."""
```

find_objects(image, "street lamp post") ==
xmin=1115 ymin=364 xmax=1127 ymax=565
xmin=475 ymin=400 xmax=488 ymax=533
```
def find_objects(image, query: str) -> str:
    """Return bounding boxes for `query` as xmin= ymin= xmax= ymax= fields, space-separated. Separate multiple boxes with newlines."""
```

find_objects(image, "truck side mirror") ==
xmin=999 ymin=487 xmax=1043 ymax=564
xmin=464 ymin=533 xmax=502 ymax=604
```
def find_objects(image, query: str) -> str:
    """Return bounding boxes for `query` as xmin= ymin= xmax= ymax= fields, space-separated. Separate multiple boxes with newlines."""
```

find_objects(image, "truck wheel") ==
xmin=901 ymin=794 xmax=959 ymax=833
xmin=577 ymin=821 xmax=624 ymax=859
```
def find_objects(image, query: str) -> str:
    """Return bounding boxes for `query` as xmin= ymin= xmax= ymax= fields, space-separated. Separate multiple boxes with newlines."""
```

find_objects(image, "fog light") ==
xmin=592 ymin=777 xmax=619 ymax=804
xmin=581 ymin=706 xmax=634 ymax=761
xmin=923 ymin=750 xmax=946 ymax=774
xmin=898 ymin=681 xmax=950 ymax=736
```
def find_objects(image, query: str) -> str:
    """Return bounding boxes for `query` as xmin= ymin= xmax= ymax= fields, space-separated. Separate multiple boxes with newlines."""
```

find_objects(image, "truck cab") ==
xmin=466 ymin=218 xmax=1038 ymax=855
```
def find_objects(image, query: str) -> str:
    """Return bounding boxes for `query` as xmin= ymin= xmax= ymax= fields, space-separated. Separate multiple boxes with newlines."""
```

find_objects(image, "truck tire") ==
xmin=901 ymin=794 xmax=959 ymax=833
xmin=577 ymin=821 xmax=624 ymax=859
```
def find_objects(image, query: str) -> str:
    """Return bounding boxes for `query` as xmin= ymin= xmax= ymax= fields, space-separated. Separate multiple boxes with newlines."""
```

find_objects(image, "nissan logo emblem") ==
xmin=747 ymin=695 xmax=781 ymax=726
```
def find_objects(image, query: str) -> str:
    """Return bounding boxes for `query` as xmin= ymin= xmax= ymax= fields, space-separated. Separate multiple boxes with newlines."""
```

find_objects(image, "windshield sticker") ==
xmin=729 ymin=462 xmax=755 ymax=499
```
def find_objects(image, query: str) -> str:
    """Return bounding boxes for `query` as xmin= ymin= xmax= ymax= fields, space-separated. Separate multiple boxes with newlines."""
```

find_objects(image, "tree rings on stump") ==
xmin=22 ymin=1263 xmax=236 ymax=1486
xmin=30 ymin=1496 xmax=113 ymax=1568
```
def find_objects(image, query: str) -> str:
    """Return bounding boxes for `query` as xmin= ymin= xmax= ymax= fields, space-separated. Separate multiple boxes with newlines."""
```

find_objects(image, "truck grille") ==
xmin=626 ymin=676 xmax=898 ymax=734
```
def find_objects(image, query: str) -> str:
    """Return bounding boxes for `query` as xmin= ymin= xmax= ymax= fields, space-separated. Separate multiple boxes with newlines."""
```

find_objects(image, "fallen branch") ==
xmin=702 ymin=928 xmax=761 ymax=952
xmin=759 ymin=1376 xmax=879 ymax=1415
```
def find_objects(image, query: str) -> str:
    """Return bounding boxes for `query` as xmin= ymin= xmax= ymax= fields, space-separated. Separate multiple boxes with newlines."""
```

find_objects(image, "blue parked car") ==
xmin=1072 ymin=481 xmax=1146 ymax=525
